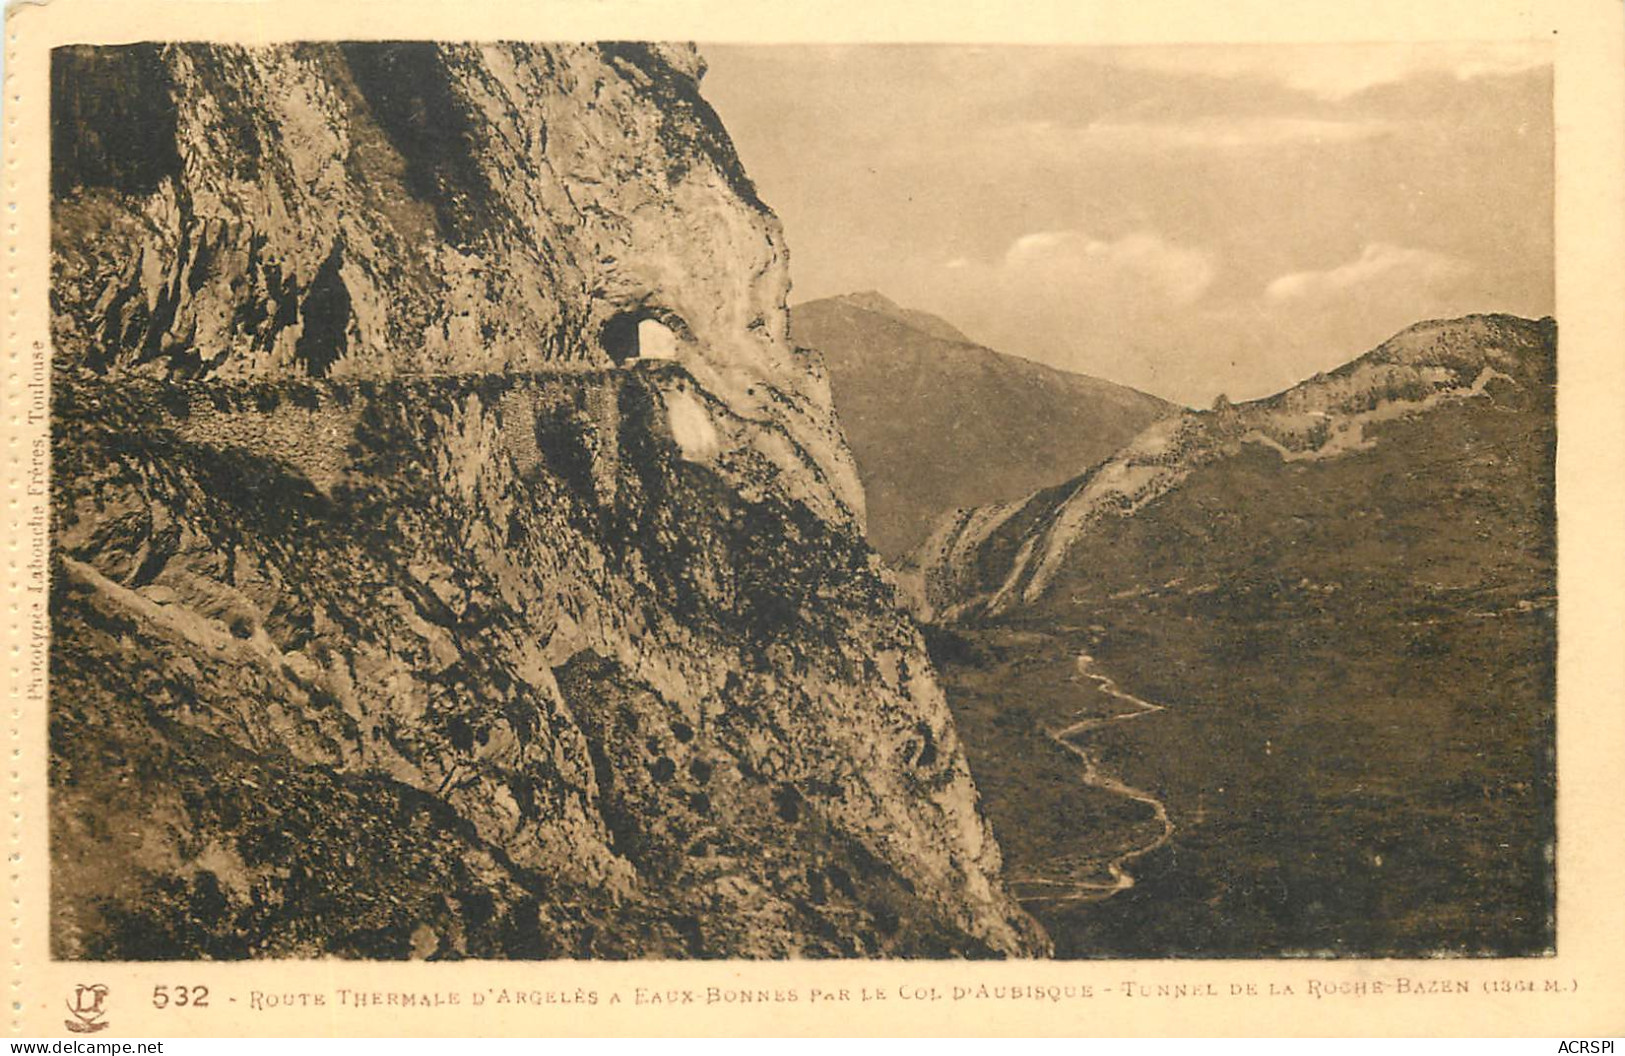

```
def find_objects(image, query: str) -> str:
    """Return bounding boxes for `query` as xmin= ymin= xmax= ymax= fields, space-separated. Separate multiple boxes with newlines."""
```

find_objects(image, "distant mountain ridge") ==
xmin=792 ymin=293 xmax=1176 ymax=560
xmin=911 ymin=313 xmax=1556 ymax=620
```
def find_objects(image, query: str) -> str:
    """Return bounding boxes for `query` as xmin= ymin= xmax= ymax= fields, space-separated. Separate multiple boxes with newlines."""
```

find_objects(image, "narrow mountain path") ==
xmin=1009 ymin=654 xmax=1175 ymax=904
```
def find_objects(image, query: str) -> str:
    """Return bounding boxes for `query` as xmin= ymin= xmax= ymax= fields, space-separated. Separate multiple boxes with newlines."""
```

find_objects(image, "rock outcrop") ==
xmin=49 ymin=43 xmax=1043 ymax=959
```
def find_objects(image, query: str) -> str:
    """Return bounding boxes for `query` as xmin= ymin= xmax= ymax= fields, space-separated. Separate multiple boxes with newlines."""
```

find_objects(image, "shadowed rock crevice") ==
xmin=338 ymin=42 xmax=499 ymax=246
xmin=51 ymin=46 xmax=181 ymax=197
xmin=294 ymin=240 xmax=352 ymax=378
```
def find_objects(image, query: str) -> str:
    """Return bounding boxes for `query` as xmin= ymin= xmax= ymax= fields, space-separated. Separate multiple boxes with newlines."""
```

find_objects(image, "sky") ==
xmin=700 ymin=44 xmax=1554 ymax=406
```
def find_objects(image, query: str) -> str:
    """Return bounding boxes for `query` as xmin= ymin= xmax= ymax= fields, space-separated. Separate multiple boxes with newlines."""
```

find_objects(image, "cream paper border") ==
xmin=4 ymin=0 xmax=1622 ymax=1038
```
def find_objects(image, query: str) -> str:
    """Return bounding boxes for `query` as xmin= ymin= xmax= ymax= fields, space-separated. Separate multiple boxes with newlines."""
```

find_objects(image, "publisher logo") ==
xmin=64 ymin=983 xmax=109 ymax=1034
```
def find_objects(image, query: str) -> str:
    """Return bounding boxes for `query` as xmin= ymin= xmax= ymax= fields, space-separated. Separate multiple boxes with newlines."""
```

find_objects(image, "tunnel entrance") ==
xmin=600 ymin=311 xmax=679 ymax=365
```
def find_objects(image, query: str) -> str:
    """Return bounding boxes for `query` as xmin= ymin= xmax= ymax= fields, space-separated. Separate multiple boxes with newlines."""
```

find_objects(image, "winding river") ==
xmin=1010 ymin=654 xmax=1175 ymax=904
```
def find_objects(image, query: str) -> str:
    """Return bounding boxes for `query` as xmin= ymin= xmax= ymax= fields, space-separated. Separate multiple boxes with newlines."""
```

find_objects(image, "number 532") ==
xmin=152 ymin=984 xmax=210 ymax=1008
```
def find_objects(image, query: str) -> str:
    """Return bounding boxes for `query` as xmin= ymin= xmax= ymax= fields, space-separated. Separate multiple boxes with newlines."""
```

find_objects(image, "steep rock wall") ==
xmin=48 ymin=43 xmax=1039 ymax=958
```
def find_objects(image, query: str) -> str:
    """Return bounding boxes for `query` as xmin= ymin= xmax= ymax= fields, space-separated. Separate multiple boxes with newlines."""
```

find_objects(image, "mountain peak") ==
xmin=822 ymin=290 xmax=976 ymax=345
xmin=838 ymin=289 xmax=904 ymax=314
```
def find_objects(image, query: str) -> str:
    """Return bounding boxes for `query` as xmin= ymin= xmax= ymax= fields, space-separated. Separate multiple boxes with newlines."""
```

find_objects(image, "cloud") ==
xmin=999 ymin=229 xmax=1216 ymax=306
xmin=1051 ymin=116 xmax=1392 ymax=151
xmin=1265 ymin=243 xmax=1468 ymax=302
xmin=1006 ymin=231 xmax=1072 ymax=258
xmin=1105 ymin=42 xmax=1551 ymax=100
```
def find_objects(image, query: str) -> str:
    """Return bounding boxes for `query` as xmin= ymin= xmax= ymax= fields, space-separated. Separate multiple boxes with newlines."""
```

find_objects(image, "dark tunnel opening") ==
xmin=599 ymin=310 xmax=680 ymax=365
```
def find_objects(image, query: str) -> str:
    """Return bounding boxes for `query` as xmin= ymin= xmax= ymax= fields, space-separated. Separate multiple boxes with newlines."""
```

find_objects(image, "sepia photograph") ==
xmin=38 ymin=35 xmax=1561 ymax=966
xmin=5 ymin=0 xmax=1623 ymax=1038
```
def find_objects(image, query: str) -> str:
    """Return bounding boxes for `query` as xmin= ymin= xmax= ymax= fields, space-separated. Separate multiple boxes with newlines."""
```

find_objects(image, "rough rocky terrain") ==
xmin=49 ymin=42 xmax=1044 ymax=959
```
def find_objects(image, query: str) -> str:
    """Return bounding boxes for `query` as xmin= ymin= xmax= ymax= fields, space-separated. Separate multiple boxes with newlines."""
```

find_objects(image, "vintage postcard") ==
xmin=4 ymin=0 xmax=1622 ymax=1038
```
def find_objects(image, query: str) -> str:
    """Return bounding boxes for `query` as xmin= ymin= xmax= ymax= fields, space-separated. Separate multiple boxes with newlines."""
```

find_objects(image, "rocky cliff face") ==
xmin=49 ymin=42 xmax=1042 ymax=958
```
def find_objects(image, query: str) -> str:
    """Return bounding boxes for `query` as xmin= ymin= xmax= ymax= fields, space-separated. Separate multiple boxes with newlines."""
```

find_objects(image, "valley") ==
xmin=917 ymin=317 xmax=1557 ymax=957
